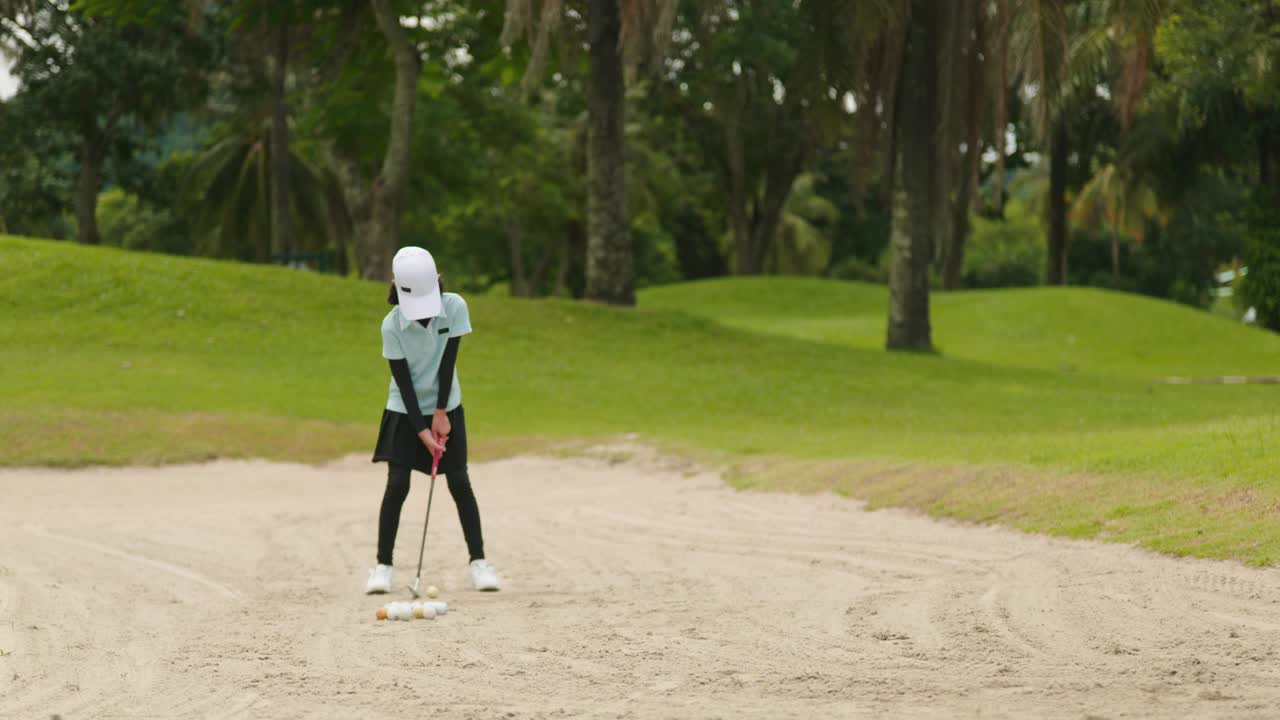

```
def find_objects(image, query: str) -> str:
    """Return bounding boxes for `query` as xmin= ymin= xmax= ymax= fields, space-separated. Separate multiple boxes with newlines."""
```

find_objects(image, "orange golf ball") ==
xmin=375 ymin=607 xmax=388 ymax=621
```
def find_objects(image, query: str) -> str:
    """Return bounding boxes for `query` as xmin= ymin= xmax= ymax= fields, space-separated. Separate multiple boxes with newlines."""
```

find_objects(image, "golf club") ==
xmin=408 ymin=434 xmax=443 ymax=598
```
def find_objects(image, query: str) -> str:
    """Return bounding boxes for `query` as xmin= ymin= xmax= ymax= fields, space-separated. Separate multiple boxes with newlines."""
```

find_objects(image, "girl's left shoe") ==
xmin=366 ymin=564 xmax=393 ymax=594
xmin=470 ymin=559 xmax=501 ymax=591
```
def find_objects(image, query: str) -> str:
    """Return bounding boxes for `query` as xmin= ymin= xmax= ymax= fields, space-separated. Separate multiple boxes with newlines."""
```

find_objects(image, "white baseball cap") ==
xmin=392 ymin=246 xmax=442 ymax=320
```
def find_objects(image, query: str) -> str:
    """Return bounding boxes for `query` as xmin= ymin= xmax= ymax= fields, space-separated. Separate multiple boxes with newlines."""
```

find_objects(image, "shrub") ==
xmin=962 ymin=203 xmax=1045 ymax=288
xmin=97 ymin=188 xmax=190 ymax=256
xmin=1238 ymin=204 xmax=1280 ymax=332
xmin=828 ymin=256 xmax=887 ymax=284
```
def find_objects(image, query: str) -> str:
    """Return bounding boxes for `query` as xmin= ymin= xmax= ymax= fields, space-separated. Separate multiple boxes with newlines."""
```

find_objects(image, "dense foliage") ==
xmin=0 ymin=0 xmax=1275 ymax=326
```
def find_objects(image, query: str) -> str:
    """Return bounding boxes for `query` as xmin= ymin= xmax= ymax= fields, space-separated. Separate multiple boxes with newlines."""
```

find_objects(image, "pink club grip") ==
xmin=430 ymin=433 xmax=443 ymax=478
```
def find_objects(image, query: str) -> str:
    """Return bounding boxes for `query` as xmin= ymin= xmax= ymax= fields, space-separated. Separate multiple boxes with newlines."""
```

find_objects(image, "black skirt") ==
xmin=372 ymin=405 xmax=468 ymax=477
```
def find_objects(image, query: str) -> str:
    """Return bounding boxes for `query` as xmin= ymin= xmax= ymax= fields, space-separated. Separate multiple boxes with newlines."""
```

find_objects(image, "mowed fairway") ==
xmin=3 ymin=451 xmax=1280 ymax=719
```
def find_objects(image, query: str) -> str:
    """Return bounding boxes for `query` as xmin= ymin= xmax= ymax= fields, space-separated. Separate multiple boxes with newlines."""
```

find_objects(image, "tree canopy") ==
xmin=1 ymin=0 xmax=1277 ymax=329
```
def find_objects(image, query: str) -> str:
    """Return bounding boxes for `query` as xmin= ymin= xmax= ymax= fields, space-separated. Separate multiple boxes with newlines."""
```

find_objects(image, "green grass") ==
xmin=3 ymin=236 xmax=1280 ymax=562
xmin=641 ymin=276 xmax=1280 ymax=378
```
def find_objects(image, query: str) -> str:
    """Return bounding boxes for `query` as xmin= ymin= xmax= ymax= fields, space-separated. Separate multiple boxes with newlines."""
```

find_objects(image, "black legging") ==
xmin=377 ymin=462 xmax=485 ymax=565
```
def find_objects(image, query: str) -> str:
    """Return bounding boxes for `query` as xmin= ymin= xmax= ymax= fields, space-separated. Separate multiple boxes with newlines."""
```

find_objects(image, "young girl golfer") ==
xmin=366 ymin=246 xmax=501 ymax=594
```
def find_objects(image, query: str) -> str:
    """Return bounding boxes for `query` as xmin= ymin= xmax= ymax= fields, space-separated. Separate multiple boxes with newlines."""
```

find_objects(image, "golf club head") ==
xmin=409 ymin=577 xmax=422 ymax=598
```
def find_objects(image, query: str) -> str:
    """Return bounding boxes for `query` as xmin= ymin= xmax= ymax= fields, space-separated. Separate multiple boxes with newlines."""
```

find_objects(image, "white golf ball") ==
xmin=392 ymin=603 xmax=408 ymax=621
xmin=422 ymin=604 xmax=437 ymax=619
xmin=427 ymin=601 xmax=447 ymax=616
xmin=426 ymin=585 xmax=439 ymax=599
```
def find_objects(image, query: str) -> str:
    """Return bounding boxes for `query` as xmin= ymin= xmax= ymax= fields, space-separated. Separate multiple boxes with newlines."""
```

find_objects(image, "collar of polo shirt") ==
xmin=397 ymin=301 xmax=449 ymax=331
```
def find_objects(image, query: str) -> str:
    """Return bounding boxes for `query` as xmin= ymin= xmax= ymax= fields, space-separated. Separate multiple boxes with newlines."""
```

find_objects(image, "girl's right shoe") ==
xmin=366 ymin=564 xmax=393 ymax=594
xmin=470 ymin=559 xmax=501 ymax=591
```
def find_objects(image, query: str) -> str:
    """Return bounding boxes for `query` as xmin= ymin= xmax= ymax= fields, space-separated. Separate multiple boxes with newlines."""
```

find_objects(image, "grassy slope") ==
xmin=641 ymin=276 xmax=1280 ymax=379
xmin=4 ymin=237 xmax=1279 ymax=561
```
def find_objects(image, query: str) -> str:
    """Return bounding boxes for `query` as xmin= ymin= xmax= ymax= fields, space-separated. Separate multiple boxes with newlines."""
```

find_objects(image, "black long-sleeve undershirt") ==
xmin=436 ymin=335 xmax=459 ymax=410
xmin=389 ymin=359 xmax=427 ymax=433
xmin=388 ymin=326 xmax=461 ymax=434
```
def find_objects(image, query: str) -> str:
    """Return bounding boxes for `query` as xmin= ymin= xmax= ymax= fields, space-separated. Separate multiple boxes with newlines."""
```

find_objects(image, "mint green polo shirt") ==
xmin=381 ymin=292 xmax=472 ymax=414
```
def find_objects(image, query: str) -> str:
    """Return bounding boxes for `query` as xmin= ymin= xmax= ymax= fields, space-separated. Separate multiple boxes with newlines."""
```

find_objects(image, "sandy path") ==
xmin=2 ymin=449 xmax=1280 ymax=719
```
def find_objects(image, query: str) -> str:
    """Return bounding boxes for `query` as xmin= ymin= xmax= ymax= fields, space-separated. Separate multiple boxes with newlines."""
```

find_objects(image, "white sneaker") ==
xmin=366 ymin=564 xmax=393 ymax=594
xmin=470 ymin=559 xmax=501 ymax=592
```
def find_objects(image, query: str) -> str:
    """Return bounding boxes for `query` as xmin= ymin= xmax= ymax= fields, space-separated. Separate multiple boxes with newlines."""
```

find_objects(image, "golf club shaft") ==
xmin=413 ymin=472 xmax=437 ymax=587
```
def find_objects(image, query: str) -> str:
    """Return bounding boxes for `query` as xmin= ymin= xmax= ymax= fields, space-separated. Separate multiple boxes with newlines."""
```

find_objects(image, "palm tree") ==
xmin=268 ymin=14 xmax=293 ymax=261
xmin=502 ymin=0 xmax=676 ymax=306
xmin=1006 ymin=0 xmax=1164 ymax=284
xmin=1071 ymin=162 xmax=1160 ymax=284
xmin=181 ymin=121 xmax=342 ymax=265
xmin=990 ymin=0 xmax=1013 ymax=218
xmin=766 ymin=173 xmax=840 ymax=274
xmin=71 ymin=0 xmax=314 ymax=260
xmin=1007 ymin=0 xmax=1071 ymax=283
xmin=936 ymin=0 xmax=989 ymax=290
xmin=886 ymin=0 xmax=941 ymax=351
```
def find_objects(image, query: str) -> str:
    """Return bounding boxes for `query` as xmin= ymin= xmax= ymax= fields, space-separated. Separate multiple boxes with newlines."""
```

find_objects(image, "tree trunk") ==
xmin=748 ymin=143 xmax=805 ymax=274
xmin=847 ymin=102 xmax=879 ymax=215
xmin=554 ymin=227 xmax=572 ymax=297
xmin=270 ymin=23 xmax=293 ymax=262
xmin=505 ymin=218 xmax=530 ymax=297
xmin=329 ymin=148 xmax=369 ymax=275
xmin=76 ymin=139 xmax=104 ymax=246
xmin=741 ymin=211 xmax=779 ymax=275
xmin=1271 ymin=126 xmax=1280 ymax=204
xmin=561 ymin=218 xmax=587 ymax=298
xmin=849 ymin=32 xmax=896 ymax=214
xmin=734 ymin=175 xmax=802 ymax=276
xmin=1261 ymin=125 xmax=1275 ymax=197
xmin=366 ymin=0 xmax=420 ymax=280
xmin=74 ymin=99 xmax=123 ymax=247
xmin=332 ymin=224 xmax=350 ymax=275
xmin=878 ymin=24 xmax=908 ymax=214
xmin=944 ymin=162 xmax=976 ymax=290
xmin=671 ymin=202 xmax=724 ymax=279
xmin=530 ymin=235 xmax=557 ymax=296
xmin=584 ymin=0 xmax=634 ymax=305
xmin=992 ymin=0 xmax=1009 ymax=217
xmin=887 ymin=0 xmax=937 ymax=352
xmin=731 ymin=207 xmax=756 ymax=274
xmin=723 ymin=78 xmax=756 ymax=274
xmin=1273 ymin=131 xmax=1280 ymax=201
xmin=725 ymin=143 xmax=751 ymax=274
xmin=726 ymin=79 xmax=804 ymax=276
xmin=932 ymin=0 xmax=965 ymax=270
xmin=887 ymin=181 xmax=934 ymax=350
xmin=1110 ymin=224 xmax=1120 ymax=287
xmin=1047 ymin=118 xmax=1070 ymax=285
xmin=253 ymin=168 xmax=272 ymax=263
xmin=942 ymin=2 xmax=984 ymax=290
xmin=323 ymin=169 xmax=352 ymax=276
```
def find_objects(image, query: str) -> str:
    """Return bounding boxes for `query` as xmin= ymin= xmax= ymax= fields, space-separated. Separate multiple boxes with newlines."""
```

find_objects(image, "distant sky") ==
xmin=0 ymin=56 xmax=17 ymax=100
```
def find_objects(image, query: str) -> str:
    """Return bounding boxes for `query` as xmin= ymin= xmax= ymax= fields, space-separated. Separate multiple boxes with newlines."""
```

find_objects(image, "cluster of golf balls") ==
xmin=377 ymin=599 xmax=448 ymax=622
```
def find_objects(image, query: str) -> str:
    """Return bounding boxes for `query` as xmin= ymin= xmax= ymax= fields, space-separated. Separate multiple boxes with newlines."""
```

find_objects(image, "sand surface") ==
xmin=3 ymin=449 xmax=1280 ymax=719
